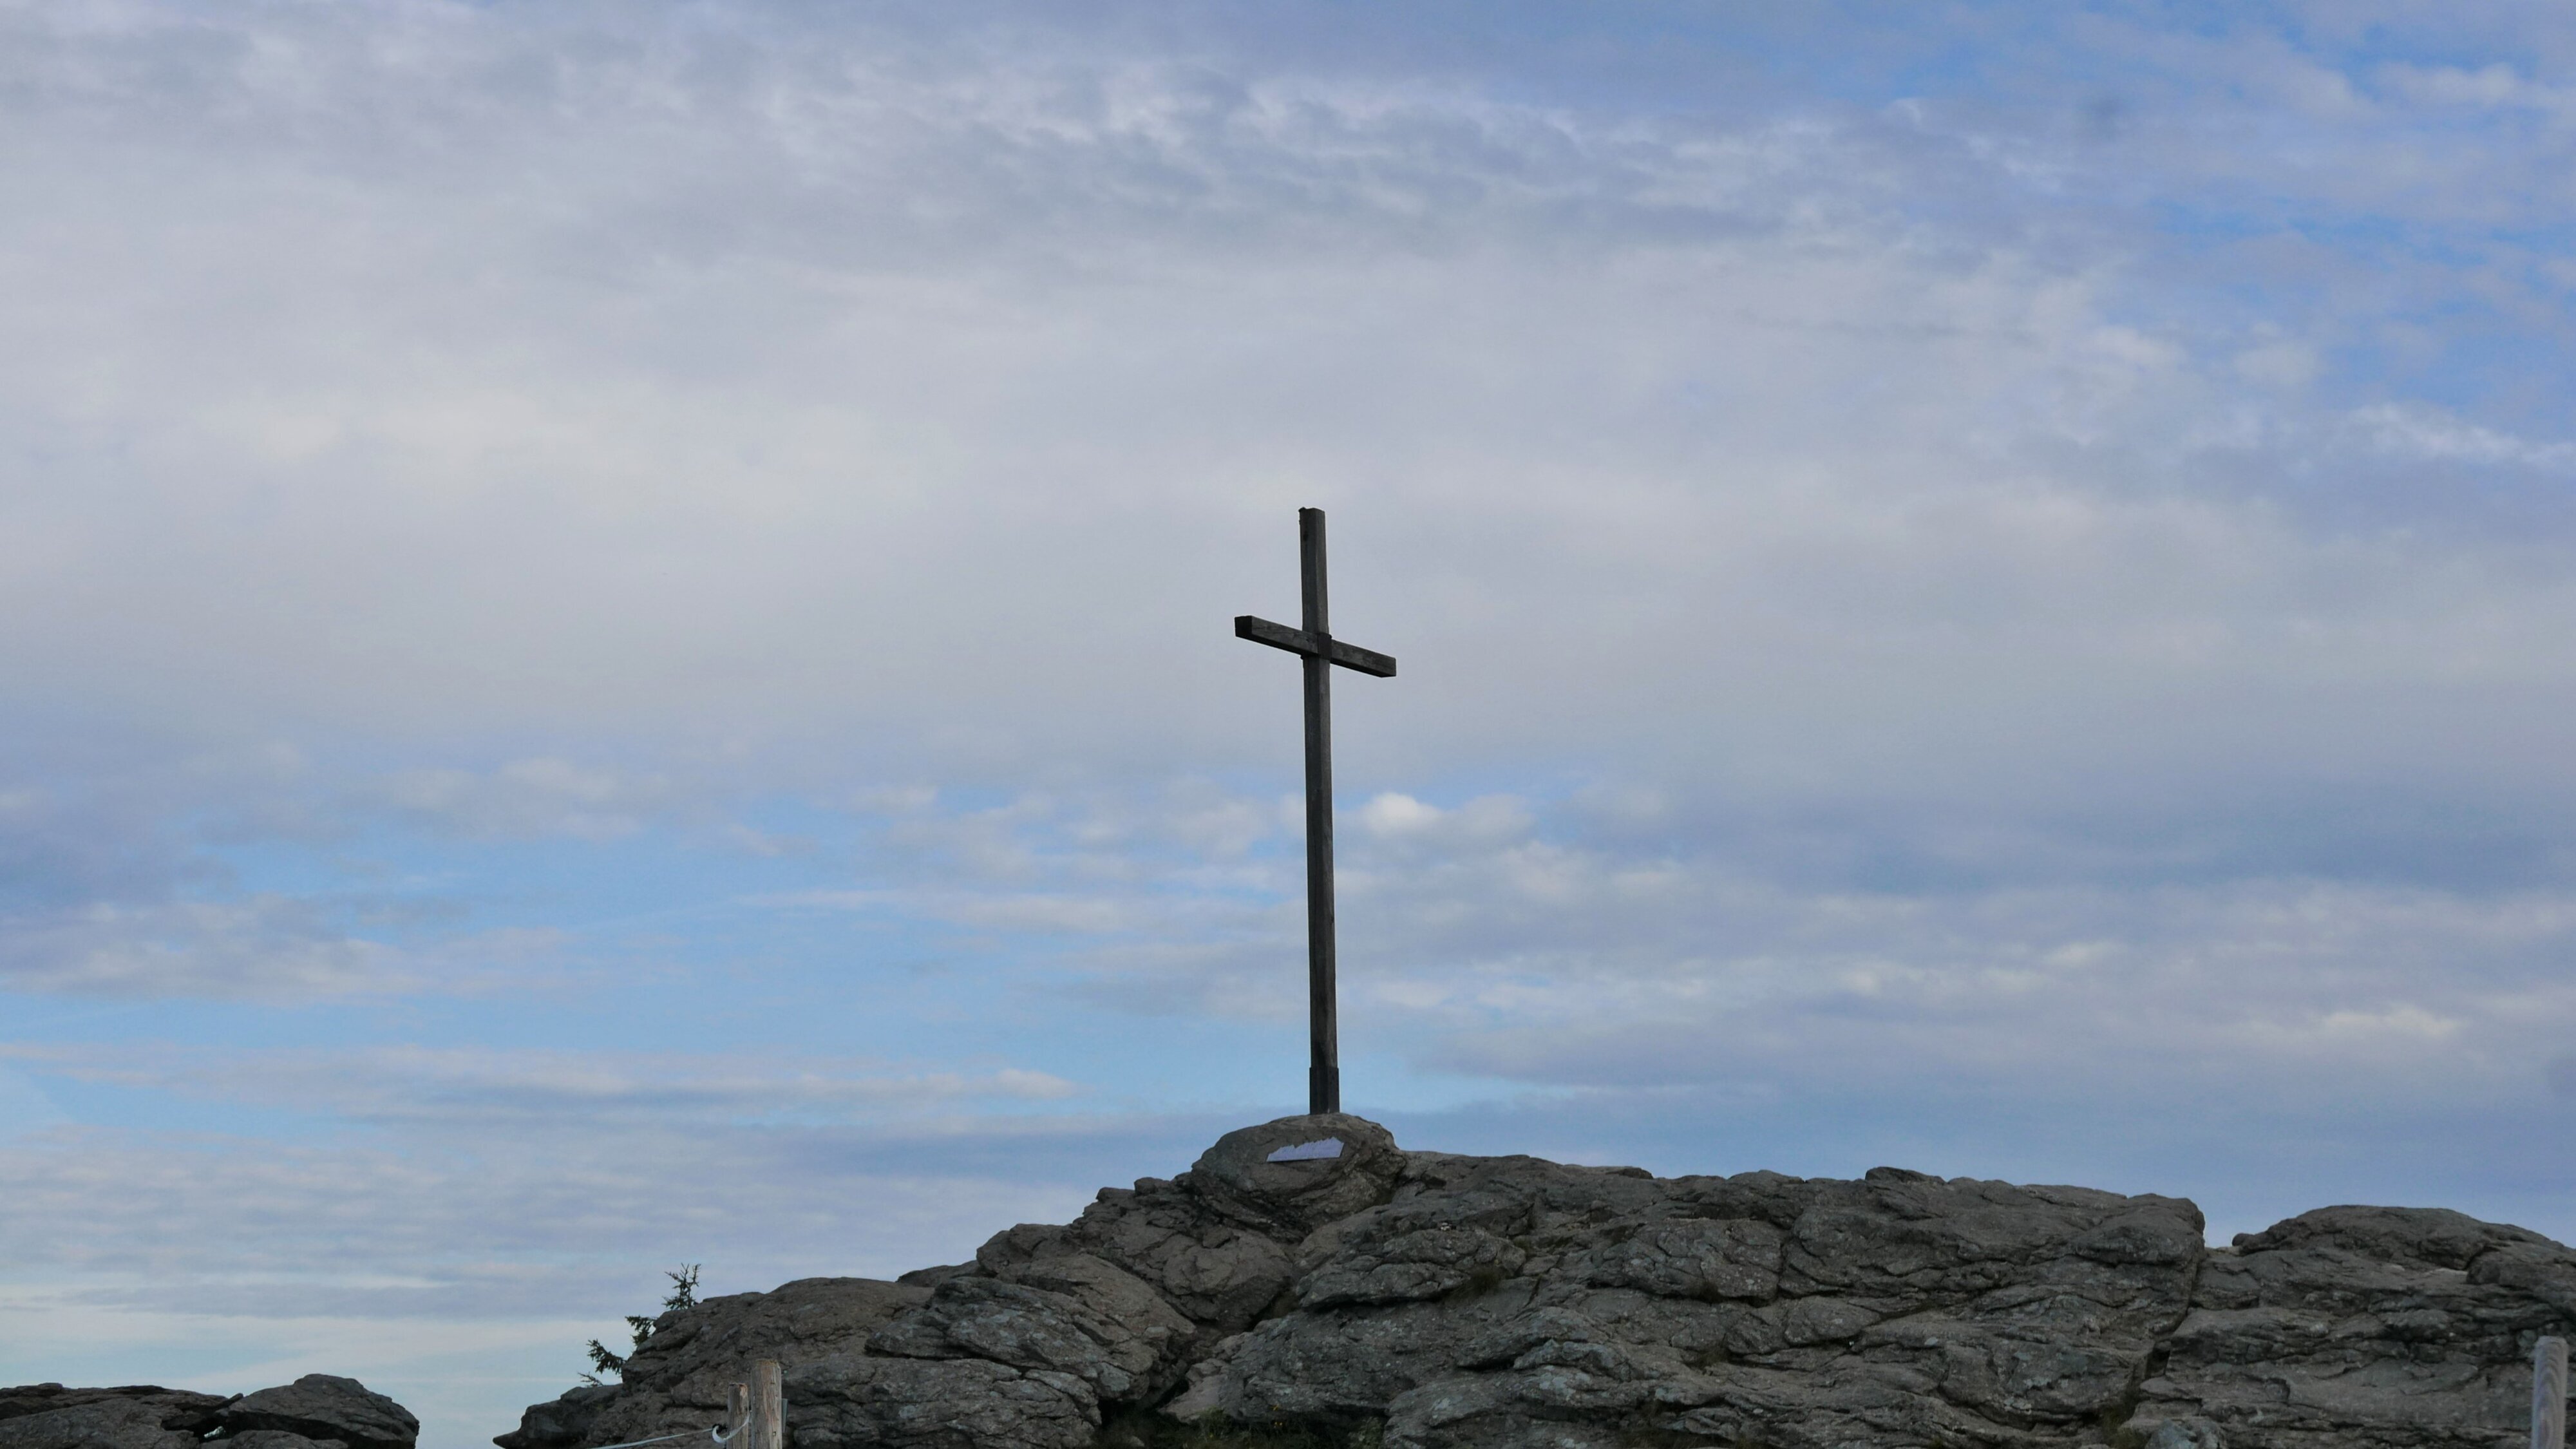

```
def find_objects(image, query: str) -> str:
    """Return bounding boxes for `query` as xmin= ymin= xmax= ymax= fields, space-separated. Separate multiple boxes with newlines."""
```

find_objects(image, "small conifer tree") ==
xmin=582 ymin=1264 xmax=701 ymax=1385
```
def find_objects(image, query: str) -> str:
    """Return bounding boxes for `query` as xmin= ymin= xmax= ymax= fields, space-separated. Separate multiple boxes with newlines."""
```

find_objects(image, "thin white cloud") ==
xmin=368 ymin=759 xmax=676 ymax=841
xmin=6 ymin=1043 xmax=1086 ymax=1125
xmin=2346 ymin=402 xmax=2576 ymax=469
xmin=0 ymin=899 xmax=408 ymax=999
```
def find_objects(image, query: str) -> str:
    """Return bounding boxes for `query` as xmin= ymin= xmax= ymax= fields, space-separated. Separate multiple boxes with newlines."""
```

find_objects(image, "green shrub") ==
xmin=581 ymin=1264 xmax=702 ymax=1385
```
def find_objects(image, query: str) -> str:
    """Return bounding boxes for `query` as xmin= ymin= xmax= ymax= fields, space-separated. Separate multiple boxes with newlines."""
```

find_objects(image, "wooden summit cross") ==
xmin=1236 ymin=507 xmax=1396 ymax=1116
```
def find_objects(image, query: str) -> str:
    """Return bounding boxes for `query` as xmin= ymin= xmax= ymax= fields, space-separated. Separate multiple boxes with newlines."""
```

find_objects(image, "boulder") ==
xmin=1182 ymin=1113 xmax=1406 ymax=1239
xmin=218 ymin=1376 xmax=415 ymax=1449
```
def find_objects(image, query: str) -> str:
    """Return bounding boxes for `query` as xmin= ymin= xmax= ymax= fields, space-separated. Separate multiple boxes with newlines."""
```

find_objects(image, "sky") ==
xmin=9 ymin=0 xmax=2576 ymax=1443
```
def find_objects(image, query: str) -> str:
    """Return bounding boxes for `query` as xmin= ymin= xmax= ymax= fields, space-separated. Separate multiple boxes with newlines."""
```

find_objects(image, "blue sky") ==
xmin=11 ymin=0 xmax=2576 ymax=1444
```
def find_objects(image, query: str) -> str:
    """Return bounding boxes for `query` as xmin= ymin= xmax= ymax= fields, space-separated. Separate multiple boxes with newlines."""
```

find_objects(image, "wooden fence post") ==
xmin=2535 ymin=1336 xmax=2566 ymax=1449
xmin=726 ymin=1383 xmax=748 ymax=1440
xmin=754 ymin=1360 xmax=784 ymax=1449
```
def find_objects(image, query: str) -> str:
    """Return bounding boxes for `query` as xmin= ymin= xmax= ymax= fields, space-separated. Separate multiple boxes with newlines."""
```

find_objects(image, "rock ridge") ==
xmin=497 ymin=1115 xmax=2576 ymax=1449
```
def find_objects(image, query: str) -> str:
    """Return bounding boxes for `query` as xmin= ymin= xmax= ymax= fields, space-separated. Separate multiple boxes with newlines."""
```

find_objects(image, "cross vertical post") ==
xmin=1299 ymin=509 xmax=1337 ymax=1115
xmin=1236 ymin=507 xmax=1397 ymax=1116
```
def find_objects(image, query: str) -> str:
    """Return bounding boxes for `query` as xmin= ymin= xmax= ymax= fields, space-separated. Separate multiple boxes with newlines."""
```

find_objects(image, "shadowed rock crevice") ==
xmin=495 ymin=1117 xmax=2576 ymax=1449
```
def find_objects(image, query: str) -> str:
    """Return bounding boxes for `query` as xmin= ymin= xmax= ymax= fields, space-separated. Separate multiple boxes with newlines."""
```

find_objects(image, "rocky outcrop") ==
xmin=560 ymin=1277 xmax=934 ymax=1449
xmin=0 ymin=1386 xmax=229 ymax=1449
xmin=2136 ymin=1206 xmax=2576 ymax=1449
xmin=216 ymin=1377 xmax=418 ymax=1449
xmin=501 ymin=1114 xmax=2576 ymax=1449
xmin=1189 ymin=1153 xmax=2208 ymax=1449
xmin=0 ymin=1378 xmax=415 ymax=1449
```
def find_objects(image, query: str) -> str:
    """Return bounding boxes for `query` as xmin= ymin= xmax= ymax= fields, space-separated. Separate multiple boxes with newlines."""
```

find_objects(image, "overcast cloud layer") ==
xmin=11 ymin=2 xmax=2576 ymax=1445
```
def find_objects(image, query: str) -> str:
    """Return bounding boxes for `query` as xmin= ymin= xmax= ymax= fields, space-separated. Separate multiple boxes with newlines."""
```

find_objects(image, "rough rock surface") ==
xmin=564 ymin=1277 xmax=933 ymax=1449
xmin=0 ymin=1387 xmax=229 ymax=1449
xmin=500 ymin=1114 xmax=2576 ymax=1449
xmin=220 ymin=1378 xmax=415 ymax=1449
xmin=2135 ymin=1206 xmax=2576 ymax=1449
xmin=0 ymin=1378 xmax=415 ymax=1449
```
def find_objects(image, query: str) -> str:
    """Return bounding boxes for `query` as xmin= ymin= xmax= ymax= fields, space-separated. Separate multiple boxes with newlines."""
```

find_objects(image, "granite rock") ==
xmin=0 ymin=1379 xmax=413 ymax=1449
xmin=786 ymin=1355 xmax=1095 ymax=1449
xmin=0 ymin=1387 xmax=231 ymax=1449
xmin=867 ymin=1255 xmax=1195 ymax=1405
xmin=1211 ymin=1151 xmax=2206 ymax=1449
xmin=220 ymin=1376 xmax=415 ymax=1449
xmin=489 ymin=1388 xmax=618 ymax=1449
xmin=548 ymin=1278 xmax=932 ymax=1449
xmin=496 ymin=1115 xmax=2576 ymax=1449
xmin=2132 ymin=1206 xmax=2576 ymax=1449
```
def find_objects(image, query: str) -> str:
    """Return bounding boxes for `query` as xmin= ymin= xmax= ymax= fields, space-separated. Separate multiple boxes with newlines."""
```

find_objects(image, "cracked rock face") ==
xmin=2134 ymin=1206 xmax=2576 ymax=1449
xmin=1211 ymin=1154 xmax=2208 ymax=1449
xmin=497 ymin=1115 xmax=2576 ymax=1449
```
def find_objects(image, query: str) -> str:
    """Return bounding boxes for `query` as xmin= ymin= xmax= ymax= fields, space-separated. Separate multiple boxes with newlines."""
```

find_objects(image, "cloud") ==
xmin=8 ymin=1043 xmax=1086 ymax=1127
xmin=0 ymin=899 xmax=408 ymax=999
xmin=1378 ymin=862 xmax=2576 ymax=1114
xmin=23 ymin=0 xmax=2576 ymax=782
xmin=2380 ymin=61 xmax=2576 ymax=118
xmin=2346 ymin=403 xmax=2576 ymax=470
xmin=0 ymin=1082 xmax=1213 ymax=1449
xmin=0 ymin=1039 xmax=1216 ymax=1325
xmin=12 ymin=3 xmax=2576 ymax=1444
xmin=1357 ymin=792 xmax=1532 ymax=846
xmin=705 ymin=772 xmax=2576 ymax=1153
xmin=368 ymin=760 xmax=676 ymax=841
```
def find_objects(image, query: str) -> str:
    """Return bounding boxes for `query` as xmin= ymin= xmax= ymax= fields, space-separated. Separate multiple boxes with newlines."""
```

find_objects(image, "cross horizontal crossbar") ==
xmin=1234 ymin=615 xmax=1398 ymax=677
